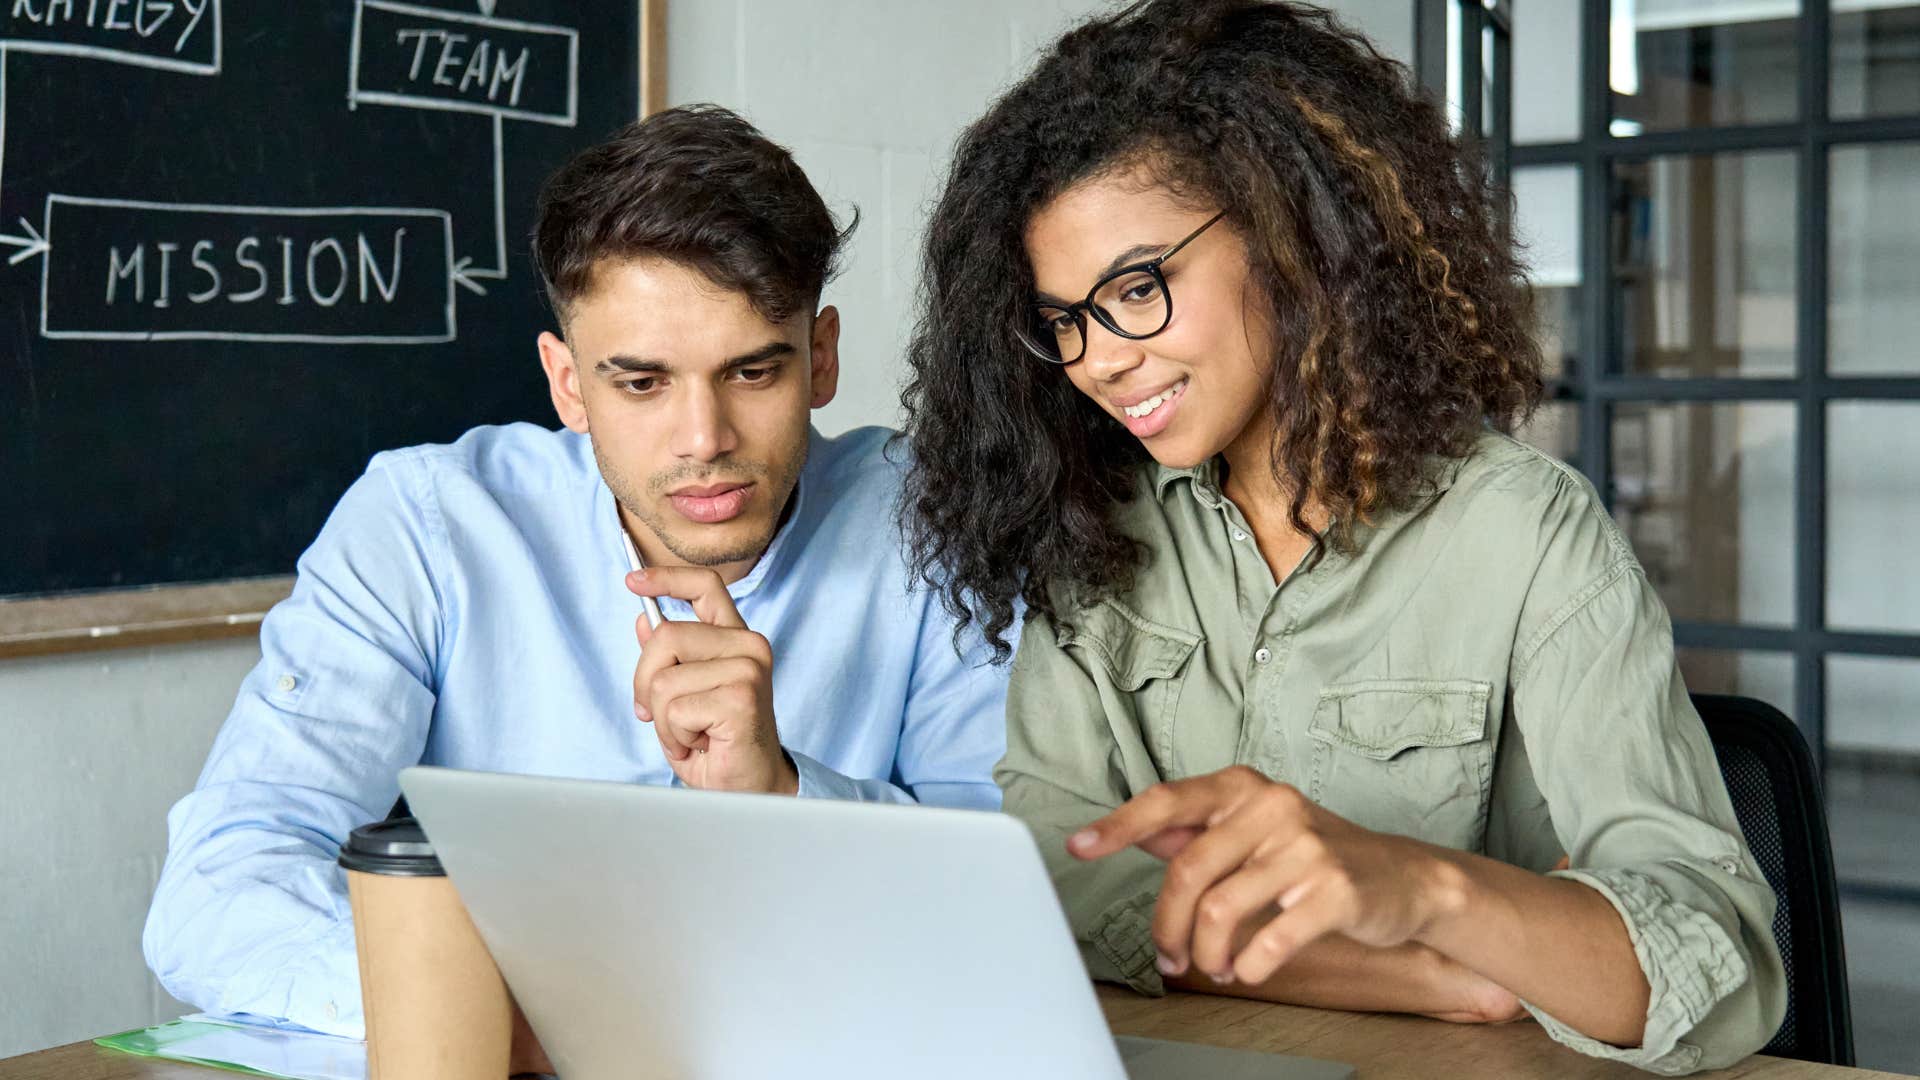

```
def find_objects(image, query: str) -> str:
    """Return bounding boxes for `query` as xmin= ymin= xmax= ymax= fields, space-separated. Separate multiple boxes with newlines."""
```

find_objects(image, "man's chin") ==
xmin=654 ymin=520 xmax=777 ymax=569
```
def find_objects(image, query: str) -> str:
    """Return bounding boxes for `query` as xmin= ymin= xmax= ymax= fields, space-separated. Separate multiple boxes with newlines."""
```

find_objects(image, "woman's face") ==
xmin=1024 ymin=170 xmax=1273 ymax=470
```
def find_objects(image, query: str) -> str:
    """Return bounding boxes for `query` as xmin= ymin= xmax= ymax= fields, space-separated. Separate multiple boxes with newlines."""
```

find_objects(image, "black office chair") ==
xmin=1692 ymin=693 xmax=1855 ymax=1067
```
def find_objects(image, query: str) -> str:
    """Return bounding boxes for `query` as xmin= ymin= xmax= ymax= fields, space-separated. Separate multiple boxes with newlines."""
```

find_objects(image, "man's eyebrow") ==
xmin=593 ymin=341 xmax=795 ymax=378
xmin=594 ymin=355 xmax=670 ymax=376
xmin=1034 ymin=242 xmax=1167 ymax=306
xmin=725 ymin=341 xmax=797 ymax=368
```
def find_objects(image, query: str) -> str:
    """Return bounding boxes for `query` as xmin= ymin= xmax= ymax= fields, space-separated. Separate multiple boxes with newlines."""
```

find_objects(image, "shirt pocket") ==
xmin=1306 ymin=678 xmax=1495 ymax=851
xmin=1058 ymin=599 xmax=1202 ymax=773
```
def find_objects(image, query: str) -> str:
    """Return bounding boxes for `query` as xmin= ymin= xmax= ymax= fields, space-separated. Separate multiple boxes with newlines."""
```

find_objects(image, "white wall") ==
xmin=0 ymin=0 xmax=1418 ymax=1058
xmin=0 ymin=639 xmax=256 ymax=1058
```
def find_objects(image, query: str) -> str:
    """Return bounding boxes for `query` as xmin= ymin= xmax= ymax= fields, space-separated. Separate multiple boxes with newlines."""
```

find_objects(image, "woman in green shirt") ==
xmin=898 ymin=0 xmax=1786 ymax=1073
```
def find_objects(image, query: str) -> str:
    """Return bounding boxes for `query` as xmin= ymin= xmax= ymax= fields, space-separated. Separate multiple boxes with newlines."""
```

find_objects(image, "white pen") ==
xmin=619 ymin=528 xmax=667 ymax=630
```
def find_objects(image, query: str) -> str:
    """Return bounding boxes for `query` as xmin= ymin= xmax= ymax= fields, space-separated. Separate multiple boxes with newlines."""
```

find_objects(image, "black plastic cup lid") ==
xmin=337 ymin=817 xmax=445 ymax=877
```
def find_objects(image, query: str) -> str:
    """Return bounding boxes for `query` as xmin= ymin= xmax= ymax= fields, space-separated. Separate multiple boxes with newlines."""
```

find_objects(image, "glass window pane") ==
xmin=1826 ymin=656 xmax=1920 ymax=897
xmin=1514 ymin=165 xmax=1582 ymax=378
xmin=1611 ymin=402 xmax=1796 ymax=625
xmin=1829 ymin=654 xmax=1920 ymax=754
xmin=1833 ymin=0 xmax=1920 ymax=119
xmin=1611 ymin=0 xmax=1800 ymax=133
xmin=1677 ymin=647 xmax=1794 ymax=713
xmin=1534 ymin=286 xmax=1581 ymax=381
xmin=1516 ymin=401 xmax=1581 ymax=462
xmin=1830 ymin=143 xmax=1920 ymax=376
xmin=1825 ymin=654 xmax=1920 ymax=1075
xmin=1829 ymin=403 xmax=1920 ymax=633
xmin=1514 ymin=0 xmax=1582 ymax=143
xmin=1615 ymin=152 xmax=1797 ymax=378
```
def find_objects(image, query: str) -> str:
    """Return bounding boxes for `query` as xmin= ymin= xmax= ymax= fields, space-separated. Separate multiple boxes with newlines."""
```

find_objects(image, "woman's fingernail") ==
xmin=1209 ymin=971 xmax=1233 ymax=986
xmin=1068 ymin=829 xmax=1097 ymax=851
xmin=634 ymin=701 xmax=650 ymax=722
xmin=1155 ymin=951 xmax=1184 ymax=976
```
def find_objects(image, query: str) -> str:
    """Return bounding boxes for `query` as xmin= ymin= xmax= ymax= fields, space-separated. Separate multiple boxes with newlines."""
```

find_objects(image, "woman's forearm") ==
xmin=1169 ymin=931 xmax=1521 ymax=1023
xmin=1416 ymin=848 xmax=1650 ymax=1047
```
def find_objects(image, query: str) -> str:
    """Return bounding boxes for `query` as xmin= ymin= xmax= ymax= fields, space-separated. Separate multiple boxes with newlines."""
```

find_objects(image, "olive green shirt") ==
xmin=998 ymin=432 xmax=1786 ymax=1076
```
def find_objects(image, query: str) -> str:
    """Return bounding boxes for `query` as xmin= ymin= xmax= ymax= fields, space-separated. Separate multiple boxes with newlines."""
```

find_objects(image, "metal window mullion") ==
xmin=1675 ymin=622 xmax=1799 ymax=652
xmin=1512 ymin=142 xmax=1583 ymax=166
xmin=1602 ymin=123 xmax=1808 ymax=157
xmin=1813 ymin=377 xmax=1920 ymax=398
xmin=1573 ymin=377 xmax=1920 ymax=401
xmin=1462 ymin=0 xmax=1486 ymax=144
xmin=1676 ymin=622 xmax=1920 ymax=658
xmin=1840 ymin=882 xmax=1920 ymax=907
xmin=1820 ymin=630 xmax=1920 ymax=658
xmin=1415 ymin=0 xmax=1451 ymax=105
xmin=1797 ymin=0 xmax=1833 ymax=773
xmin=1579 ymin=0 xmax=1612 ymax=498
xmin=1826 ymin=115 xmax=1920 ymax=144
xmin=1594 ymin=377 xmax=1800 ymax=400
xmin=1489 ymin=6 xmax=1513 ymax=192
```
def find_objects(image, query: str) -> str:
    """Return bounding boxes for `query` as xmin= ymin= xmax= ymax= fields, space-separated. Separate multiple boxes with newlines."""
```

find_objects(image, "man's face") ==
xmin=539 ymin=257 xmax=840 ymax=581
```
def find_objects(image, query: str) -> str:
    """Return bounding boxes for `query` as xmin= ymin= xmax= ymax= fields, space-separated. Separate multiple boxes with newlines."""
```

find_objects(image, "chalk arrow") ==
xmin=478 ymin=0 xmax=497 ymax=14
xmin=0 ymin=216 xmax=47 ymax=266
xmin=452 ymin=255 xmax=489 ymax=296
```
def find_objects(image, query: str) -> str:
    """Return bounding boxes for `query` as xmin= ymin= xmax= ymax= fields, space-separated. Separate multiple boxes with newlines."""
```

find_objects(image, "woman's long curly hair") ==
xmin=900 ymin=0 xmax=1543 ymax=660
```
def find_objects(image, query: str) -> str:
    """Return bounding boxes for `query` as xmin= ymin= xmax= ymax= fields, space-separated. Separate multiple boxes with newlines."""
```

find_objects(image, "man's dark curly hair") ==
xmin=899 ymin=0 xmax=1543 ymax=660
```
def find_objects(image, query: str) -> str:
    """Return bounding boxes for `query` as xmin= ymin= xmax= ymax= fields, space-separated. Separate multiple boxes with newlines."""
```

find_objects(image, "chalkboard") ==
xmin=0 ymin=1 xmax=643 ymax=598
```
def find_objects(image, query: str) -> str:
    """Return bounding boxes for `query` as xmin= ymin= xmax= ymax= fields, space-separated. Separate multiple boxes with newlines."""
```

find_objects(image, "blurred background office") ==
xmin=1501 ymin=0 xmax=1920 ymax=1069
xmin=2 ymin=0 xmax=1915 ymax=1071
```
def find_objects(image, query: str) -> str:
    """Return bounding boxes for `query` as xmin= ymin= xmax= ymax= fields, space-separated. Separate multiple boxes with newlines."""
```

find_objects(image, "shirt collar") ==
xmin=1152 ymin=457 xmax=1227 ymax=509
xmin=1150 ymin=448 xmax=1466 ymax=525
xmin=599 ymin=425 xmax=821 ymax=607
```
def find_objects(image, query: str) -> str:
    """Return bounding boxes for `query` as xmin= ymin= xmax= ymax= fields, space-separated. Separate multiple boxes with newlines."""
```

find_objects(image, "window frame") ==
xmin=1499 ymin=0 xmax=1920 ymax=901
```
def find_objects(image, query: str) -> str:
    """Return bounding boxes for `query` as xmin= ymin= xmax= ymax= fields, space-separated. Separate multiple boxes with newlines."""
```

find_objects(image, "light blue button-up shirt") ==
xmin=142 ymin=422 xmax=1011 ymax=1038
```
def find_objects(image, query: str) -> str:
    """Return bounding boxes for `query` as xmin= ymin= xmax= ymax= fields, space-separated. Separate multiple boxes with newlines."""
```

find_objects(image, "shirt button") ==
xmin=276 ymin=674 xmax=298 ymax=692
xmin=324 ymin=1001 xmax=338 ymax=1021
xmin=1254 ymin=647 xmax=1273 ymax=664
xmin=1232 ymin=529 xmax=1249 ymax=542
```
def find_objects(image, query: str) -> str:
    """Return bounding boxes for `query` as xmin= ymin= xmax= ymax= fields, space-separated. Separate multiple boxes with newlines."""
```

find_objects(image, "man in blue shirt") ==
xmin=143 ymin=105 xmax=1011 ymax=1038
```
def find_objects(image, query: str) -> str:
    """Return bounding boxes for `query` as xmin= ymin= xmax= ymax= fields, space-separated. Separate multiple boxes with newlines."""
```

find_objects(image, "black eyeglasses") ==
xmin=1017 ymin=211 xmax=1226 ymax=365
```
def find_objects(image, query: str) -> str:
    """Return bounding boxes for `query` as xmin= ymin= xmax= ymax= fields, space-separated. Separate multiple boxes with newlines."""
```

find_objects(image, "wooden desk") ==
xmin=1097 ymin=986 xmax=1911 ymax=1079
xmin=0 ymin=989 xmax=1908 ymax=1079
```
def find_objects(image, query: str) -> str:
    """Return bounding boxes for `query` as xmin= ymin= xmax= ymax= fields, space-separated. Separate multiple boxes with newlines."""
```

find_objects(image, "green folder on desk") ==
xmin=97 ymin=1017 xmax=365 ymax=1080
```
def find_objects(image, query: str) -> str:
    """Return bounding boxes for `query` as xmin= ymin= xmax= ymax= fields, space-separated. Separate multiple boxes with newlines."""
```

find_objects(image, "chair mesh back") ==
xmin=1715 ymin=742 xmax=1797 ymax=1056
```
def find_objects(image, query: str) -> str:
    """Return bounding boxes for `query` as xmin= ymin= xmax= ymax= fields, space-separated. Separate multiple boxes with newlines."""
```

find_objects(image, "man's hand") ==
xmin=1068 ymin=765 xmax=1467 ymax=986
xmin=627 ymin=567 xmax=799 ymax=795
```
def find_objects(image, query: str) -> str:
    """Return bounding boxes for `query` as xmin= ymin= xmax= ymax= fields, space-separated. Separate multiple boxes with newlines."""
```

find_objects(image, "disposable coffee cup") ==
xmin=340 ymin=817 xmax=511 ymax=1080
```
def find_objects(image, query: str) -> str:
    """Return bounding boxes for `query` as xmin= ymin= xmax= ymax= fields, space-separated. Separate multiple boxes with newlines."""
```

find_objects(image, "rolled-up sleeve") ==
xmin=1511 ymin=558 xmax=1787 ymax=1074
xmin=143 ymin=457 xmax=443 ymax=1038
xmin=996 ymin=614 xmax=1170 ymax=995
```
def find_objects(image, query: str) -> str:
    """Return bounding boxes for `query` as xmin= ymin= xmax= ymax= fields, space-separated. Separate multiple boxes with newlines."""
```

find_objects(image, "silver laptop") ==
xmin=400 ymin=766 xmax=1353 ymax=1080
